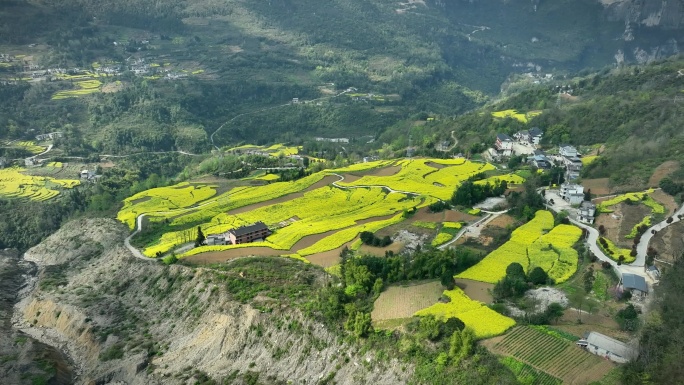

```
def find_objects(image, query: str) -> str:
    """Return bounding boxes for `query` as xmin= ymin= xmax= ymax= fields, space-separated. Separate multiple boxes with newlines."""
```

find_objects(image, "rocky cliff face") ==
xmin=0 ymin=249 xmax=74 ymax=385
xmin=11 ymin=218 xmax=411 ymax=385
xmin=598 ymin=0 xmax=682 ymax=64
xmin=601 ymin=0 xmax=684 ymax=29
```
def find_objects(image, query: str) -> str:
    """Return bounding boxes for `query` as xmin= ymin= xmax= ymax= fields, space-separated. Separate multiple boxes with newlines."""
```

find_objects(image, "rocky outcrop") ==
xmin=12 ymin=219 xmax=412 ymax=384
xmin=601 ymin=0 xmax=684 ymax=29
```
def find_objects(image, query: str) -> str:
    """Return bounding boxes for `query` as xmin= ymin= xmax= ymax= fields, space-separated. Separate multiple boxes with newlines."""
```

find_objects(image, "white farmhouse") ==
xmin=560 ymin=183 xmax=584 ymax=205
xmin=495 ymin=133 xmax=513 ymax=157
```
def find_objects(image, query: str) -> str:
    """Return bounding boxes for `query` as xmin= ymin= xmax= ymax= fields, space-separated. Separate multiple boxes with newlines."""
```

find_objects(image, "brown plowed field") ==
xmin=371 ymin=280 xmax=444 ymax=323
xmin=582 ymin=178 xmax=611 ymax=196
xmin=453 ymin=278 xmax=493 ymax=303
xmin=486 ymin=214 xmax=517 ymax=229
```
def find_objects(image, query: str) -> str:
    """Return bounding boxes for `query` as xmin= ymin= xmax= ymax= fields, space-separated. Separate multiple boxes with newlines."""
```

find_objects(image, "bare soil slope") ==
xmin=13 ymin=219 xmax=412 ymax=385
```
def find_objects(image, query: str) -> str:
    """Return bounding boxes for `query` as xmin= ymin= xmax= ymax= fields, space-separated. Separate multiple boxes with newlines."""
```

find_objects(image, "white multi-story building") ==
xmin=578 ymin=201 xmax=596 ymax=224
xmin=560 ymin=183 xmax=584 ymax=205
xmin=495 ymin=133 xmax=513 ymax=157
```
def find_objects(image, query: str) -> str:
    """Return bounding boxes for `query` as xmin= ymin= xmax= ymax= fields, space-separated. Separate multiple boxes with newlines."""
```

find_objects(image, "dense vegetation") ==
xmin=623 ymin=254 xmax=684 ymax=383
xmin=426 ymin=57 xmax=684 ymax=189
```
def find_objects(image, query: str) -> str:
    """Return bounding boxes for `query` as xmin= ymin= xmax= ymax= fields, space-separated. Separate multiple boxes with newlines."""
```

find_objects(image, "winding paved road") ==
xmin=635 ymin=204 xmax=684 ymax=266
xmin=543 ymin=190 xmax=622 ymax=276
xmin=124 ymin=214 xmax=153 ymax=261
xmin=437 ymin=209 xmax=508 ymax=250
xmin=544 ymin=188 xmax=684 ymax=283
xmin=209 ymin=89 xmax=352 ymax=150
xmin=330 ymin=173 xmax=421 ymax=196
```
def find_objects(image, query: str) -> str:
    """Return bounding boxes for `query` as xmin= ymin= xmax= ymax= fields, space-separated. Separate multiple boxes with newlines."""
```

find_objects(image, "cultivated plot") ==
xmin=487 ymin=326 xmax=614 ymax=384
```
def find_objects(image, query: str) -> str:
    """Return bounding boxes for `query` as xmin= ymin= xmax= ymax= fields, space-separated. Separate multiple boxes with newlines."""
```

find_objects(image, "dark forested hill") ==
xmin=1 ymin=0 xmax=683 ymax=153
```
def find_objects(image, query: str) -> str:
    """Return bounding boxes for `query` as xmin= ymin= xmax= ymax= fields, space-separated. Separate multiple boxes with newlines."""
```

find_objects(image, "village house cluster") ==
xmin=491 ymin=128 xmax=588 ymax=183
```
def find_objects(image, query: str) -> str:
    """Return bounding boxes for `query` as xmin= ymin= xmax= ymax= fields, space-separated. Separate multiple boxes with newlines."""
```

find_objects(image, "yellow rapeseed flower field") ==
xmin=339 ymin=158 xmax=495 ymax=200
xmin=0 ymin=167 xmax=80 ymax=201
xmin=456 ymin=211 xmax=581 ymax=283
xmin=415 ymin=287 xmax=515 ymax=339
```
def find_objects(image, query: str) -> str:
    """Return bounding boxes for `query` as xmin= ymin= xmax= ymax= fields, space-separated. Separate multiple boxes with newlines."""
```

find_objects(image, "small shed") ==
xmin=646 ymin=265 xmax=661 ymax=281
xmin=621 ymin=273 xmax=648 ymax=295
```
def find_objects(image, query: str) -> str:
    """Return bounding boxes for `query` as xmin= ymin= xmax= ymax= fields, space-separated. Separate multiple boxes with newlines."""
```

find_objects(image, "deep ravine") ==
xmin=0 ymin=249 xmax=74 ymax=385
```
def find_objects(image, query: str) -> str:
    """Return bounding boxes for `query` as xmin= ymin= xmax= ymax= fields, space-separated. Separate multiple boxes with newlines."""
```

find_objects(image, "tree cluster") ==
xmin=493 ymin=262 xmax=550 ymax=300
xmin=359 ymin=231 xmax=392 ymax=247
xmin=451 ymin=180 xmax=507 ymax=207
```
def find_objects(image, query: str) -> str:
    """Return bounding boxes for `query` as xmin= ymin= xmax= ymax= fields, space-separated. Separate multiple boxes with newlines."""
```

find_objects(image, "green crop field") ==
xmin=456 ymin=211 xmax=582 ymax=283
xmin=489 ymin=327 xmax=614 ymax=384
xmin=499 ymin=356 xmax=561 ymax=385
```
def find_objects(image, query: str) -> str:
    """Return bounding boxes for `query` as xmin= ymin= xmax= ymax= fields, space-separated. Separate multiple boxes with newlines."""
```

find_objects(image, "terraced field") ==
xmin=597 ymin=189 xmax=664 ymax=214
xmin=338 ymin=158 xmax=496 ymax=200
xmin=226 ymin=143 xmax=301 ymax=157
xmin=491 ymin=109 xmax=543 ymax=123
xmin=52 ymin=79 xmax=102 ymax=100
xmin=0 ymin=167 xmax=80 ymax=201
xmin=488 ymin=327 xmax=614 ymax=384
xmin=120 ymin=158 xmax=514 ymax=261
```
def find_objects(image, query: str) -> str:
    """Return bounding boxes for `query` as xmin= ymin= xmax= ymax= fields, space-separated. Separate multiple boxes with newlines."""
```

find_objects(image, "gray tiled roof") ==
xmin=230 ymin=222 xmax=268 ymax=236
xmin=586 ymin=332 xmax=635 ymax=359
xmin=622 ymin=273 xmax=648 ymax=293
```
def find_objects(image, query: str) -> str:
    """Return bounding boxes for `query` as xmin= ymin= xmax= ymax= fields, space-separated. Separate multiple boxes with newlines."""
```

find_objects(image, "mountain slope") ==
xmin=12 ymin=218 xmax=412 ymax=384
xmin=1 ymin=0 xmax=682 ymax=153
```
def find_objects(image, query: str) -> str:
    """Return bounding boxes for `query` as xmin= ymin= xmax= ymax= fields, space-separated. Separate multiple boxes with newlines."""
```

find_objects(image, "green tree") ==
xmin=506 ymin=262 xmax=526 ymax=280
xmin=448 ymin=328 xmax=475 ymax=364
xmin=194 ymin=226 xmax=205 ymax=247
xmin=352 ymin=312 xmax=372 ymax=338
xmin=528 ymin=267 xmax=549 ymax=285
xmin=419 ymin=315 xmax=441 ymax=341
xmin=546 ymin=302 xmax=564 ymax=324
xmin=569 ymin=288 xmax=587 ymax=323
xmin=372 ymin=278 xmax=384 ymax=295
xmin=583 ymin=266 xmax=595 ymax=294
xmin=440 ymin=271 xmax=456 ymax=290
